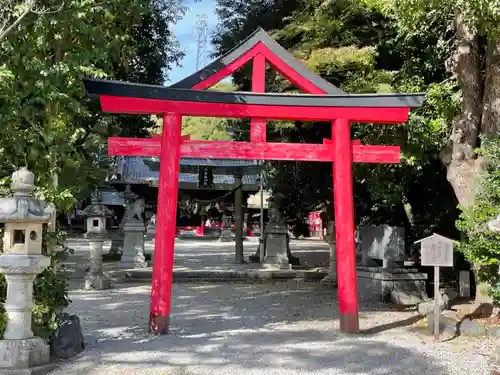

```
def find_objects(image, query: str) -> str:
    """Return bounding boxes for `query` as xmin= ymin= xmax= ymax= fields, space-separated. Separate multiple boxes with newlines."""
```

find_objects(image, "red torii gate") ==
xmin=84 ymin=28 xmax=424 ymax=335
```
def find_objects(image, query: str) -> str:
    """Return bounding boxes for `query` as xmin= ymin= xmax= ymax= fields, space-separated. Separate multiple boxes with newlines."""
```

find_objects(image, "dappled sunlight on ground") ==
xmin=49 ymin=281 xmax=491 ymax=375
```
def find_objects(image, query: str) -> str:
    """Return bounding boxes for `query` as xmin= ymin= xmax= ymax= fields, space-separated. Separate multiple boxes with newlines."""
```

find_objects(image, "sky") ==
xmin=167 ymin=0 xmax=218 ymax=85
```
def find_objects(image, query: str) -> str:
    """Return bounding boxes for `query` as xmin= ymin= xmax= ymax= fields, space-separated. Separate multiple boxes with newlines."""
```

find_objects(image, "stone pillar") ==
xmin=121 ymin=198 xmax=147 ymax=269
xmin=146 ymin=213 xmax=157 ymax=263
xmin=0 ymin=167 xmax=53 ymax=372
xmin=219 ymin=202 xmax=233 ymax=242
xmin=82 ymin=190 xmax=112 ymax=290
xmin=321 ymin=221 xmax=337 ymax=286
xmin=234 ymin=171 xmax=244 ymax=263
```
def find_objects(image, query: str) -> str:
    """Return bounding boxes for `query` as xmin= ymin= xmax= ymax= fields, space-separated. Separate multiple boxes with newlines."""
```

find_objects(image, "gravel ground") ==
xmin=62 ymin=238 xmax=331 ymax=277
xmin=48 ymin=281 xmax=493 ymax=375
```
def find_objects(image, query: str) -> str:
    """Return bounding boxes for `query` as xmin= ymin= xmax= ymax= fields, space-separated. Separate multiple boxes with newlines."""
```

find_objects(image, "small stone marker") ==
xmin=459 ymin=270 xmax=471 ymax=298
xmin=415 ymin=233 xmax=455 ymax=341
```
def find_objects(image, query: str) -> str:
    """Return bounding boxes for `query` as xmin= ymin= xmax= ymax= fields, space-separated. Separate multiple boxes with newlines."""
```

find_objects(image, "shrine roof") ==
xmin=110 ymin=156 xmax=261 ymax=186
xmin=84 ymin=78 xmax=425 ymax=108
xmin=170 ymin=28 xmax=345 ymax=94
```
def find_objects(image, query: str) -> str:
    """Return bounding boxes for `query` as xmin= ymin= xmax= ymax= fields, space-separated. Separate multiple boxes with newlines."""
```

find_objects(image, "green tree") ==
xmin=213 ymin=0 xmax=460 ymax=241
xmin=393 ymin=0 xmax=500 ymax=301
xmin=0 ymin=0 xmax=186 ymax=338
xmin=0 ymin=0 xmax=185 ymax=208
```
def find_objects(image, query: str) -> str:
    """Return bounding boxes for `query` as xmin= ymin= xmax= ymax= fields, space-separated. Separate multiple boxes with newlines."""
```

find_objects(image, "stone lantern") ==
xmin=81 ymin=190 xmax=113 ymax=290
xmin=0 ymin=167 xmax=53 ymax=373
xmin=120 ymin=188 xmax=147 ymax=269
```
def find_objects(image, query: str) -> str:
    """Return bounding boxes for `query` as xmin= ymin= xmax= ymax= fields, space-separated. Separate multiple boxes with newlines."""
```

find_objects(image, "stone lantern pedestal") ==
xmin=82 ymin=190 xmax=113 ymax=290
xmin=263 ymin=223 xmax=291 ymax=269
xmin=0 ymin=167 xmax=53 ymax=373
xmin=120 ymin=198 xmax=147 ymax=269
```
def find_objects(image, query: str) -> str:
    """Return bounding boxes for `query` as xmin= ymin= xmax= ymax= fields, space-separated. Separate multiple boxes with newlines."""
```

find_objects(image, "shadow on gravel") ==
xmin=362 ymin=315 xmax=423 ymax=335
xmin=48 ymin=281 xmax=460 ymax=375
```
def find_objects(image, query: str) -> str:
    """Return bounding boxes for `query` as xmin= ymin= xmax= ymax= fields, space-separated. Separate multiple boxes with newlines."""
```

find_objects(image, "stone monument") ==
xmin=359 ymin=225 xmax=406 ymax=268
xmin=356 ymin=225 xmax=428 ymax=305
xmin=0 ymin=167 xmax=54 ymax=374
xmin=108 ymin=185 xmax=138 ymax=257
xmin=321 ymin=220 xmax=337 ymax=285
xmin=81 ymin=190 xmax=113 ymax=290
xmin=120 ymin=196 xmax=147 ymax=269
xmin=263 ymin=195 xmax=290 ymax=269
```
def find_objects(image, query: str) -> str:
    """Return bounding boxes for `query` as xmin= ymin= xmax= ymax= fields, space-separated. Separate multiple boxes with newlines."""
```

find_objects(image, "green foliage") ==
xmin=214 ymin=0 xmax=460 ymax=240
xmin=181 ymin=117 xmax=233 ymax=141
xmin=0 ymin=0 xmax=185 ymax=340
xmin=393 ymin=0 xmax=499 ymax=37
xmin=456 ymin=137 xmax=500 ymax=303
xmin=0 ymin=228 xmax=72 ymax=339
xmin=0 ymin=0 xmax=185 ymax=208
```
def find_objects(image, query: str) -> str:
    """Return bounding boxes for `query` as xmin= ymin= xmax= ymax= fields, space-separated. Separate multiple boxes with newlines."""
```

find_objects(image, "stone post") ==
xmin=120 ymin=197 xmax=147 ymax=269
xmin=0 ymin=167 xmax=53 ymax=373
xmin=321 ymin=220 xmax=337 ymax=286
xmin=81 ymin=190 xmax=113 ymax=290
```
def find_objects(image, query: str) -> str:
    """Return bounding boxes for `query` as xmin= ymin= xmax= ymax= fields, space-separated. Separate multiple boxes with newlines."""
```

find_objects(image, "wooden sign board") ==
xmin=419 ymin=234 xmax=454 ymax=267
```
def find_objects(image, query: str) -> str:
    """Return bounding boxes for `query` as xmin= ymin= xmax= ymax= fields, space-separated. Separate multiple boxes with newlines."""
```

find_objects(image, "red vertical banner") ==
xmin=308 ymin=212 xmax=323 ymax=238
xmin=149 ymin=113 xmax=182 ymax=334
xmin=332 ymin=118 xmax=359 ymax=333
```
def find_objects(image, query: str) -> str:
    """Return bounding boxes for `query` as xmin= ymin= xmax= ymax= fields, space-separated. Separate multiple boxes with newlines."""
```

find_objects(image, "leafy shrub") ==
xmin=456 ymin=137 xmax=500 ymax=304
xmin=0 ymin=228 xmax=72 ymax=339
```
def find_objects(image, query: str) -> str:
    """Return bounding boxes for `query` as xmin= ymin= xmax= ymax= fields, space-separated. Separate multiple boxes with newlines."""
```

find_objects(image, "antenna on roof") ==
xmin=194 ymin=12 xmax=208 ymax=70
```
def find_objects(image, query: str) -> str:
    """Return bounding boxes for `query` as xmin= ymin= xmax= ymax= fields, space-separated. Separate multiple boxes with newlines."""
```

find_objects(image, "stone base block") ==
xmin=357 ymin=266 xmax=428 ymax=305
xmin=84 ymin=274 xmax=111 ymax=290
xmin=0 ymin=337 xmax=50 ymax=371
xmin=120 ymin=258 xmax=148 ymax=270
xmin=0 ymin=362 xmax=58 ymax=375
xmin=321 ymin=273 xmax=338 ymax=286
xmin=262 ymin=261 xmax=292 ymax=270
xmin=219 ymin=229 xmax=233 ymax=242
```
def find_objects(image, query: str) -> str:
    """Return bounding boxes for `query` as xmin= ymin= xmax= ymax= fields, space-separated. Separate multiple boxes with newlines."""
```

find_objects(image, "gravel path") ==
xmin=48 ymin=281 xmax=492 ymax=375
xmin=62 ymin=238 xmax=331 ymax=278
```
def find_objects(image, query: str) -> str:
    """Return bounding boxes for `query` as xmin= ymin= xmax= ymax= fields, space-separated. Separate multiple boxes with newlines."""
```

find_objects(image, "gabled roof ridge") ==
xmin=169 ymin=28 xmax=345 ymax=94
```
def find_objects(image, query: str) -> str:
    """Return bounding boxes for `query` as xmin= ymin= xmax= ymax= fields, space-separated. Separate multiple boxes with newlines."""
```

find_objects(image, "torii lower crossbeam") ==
xmin=108 ymin=137 xmax=401 ymax=164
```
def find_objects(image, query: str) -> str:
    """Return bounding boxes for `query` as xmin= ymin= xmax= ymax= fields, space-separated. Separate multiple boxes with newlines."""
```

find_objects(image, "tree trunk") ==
xmin=441 ymin=11 xmax=483 ymax=208
xmin=481 ymin=37 xmax=500 ymax=138
xmin=441 ymin=12 xmax=493 ymax=304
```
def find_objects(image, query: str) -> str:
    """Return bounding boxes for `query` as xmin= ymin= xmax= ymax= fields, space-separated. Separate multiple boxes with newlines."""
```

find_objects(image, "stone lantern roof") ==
xmin=82 ymin=190 xmax=113 ymax=218
xmin=0 ymin=167 xmax=53 ymax=222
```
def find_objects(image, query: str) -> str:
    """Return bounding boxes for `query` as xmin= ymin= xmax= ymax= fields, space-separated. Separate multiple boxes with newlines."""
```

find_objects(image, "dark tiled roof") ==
xmin=112 ymin=157 xmax=260 ymax=185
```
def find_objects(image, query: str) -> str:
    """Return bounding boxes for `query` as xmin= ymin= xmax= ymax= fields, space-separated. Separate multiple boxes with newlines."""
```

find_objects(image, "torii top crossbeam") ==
xmin=83 ymin=27 xmax=425 ymax=336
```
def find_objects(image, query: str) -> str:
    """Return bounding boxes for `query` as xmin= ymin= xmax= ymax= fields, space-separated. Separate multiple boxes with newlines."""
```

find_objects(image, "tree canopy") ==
xmin=213 ymin=0 xmax=500 ymax=301
xmin=0 ymin=0 xmax=185 ymax=209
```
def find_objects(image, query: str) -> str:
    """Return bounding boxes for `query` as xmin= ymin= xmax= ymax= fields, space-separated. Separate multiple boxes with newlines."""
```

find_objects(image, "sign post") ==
xmin=416 ymin=233 xmax=455 ymax=341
